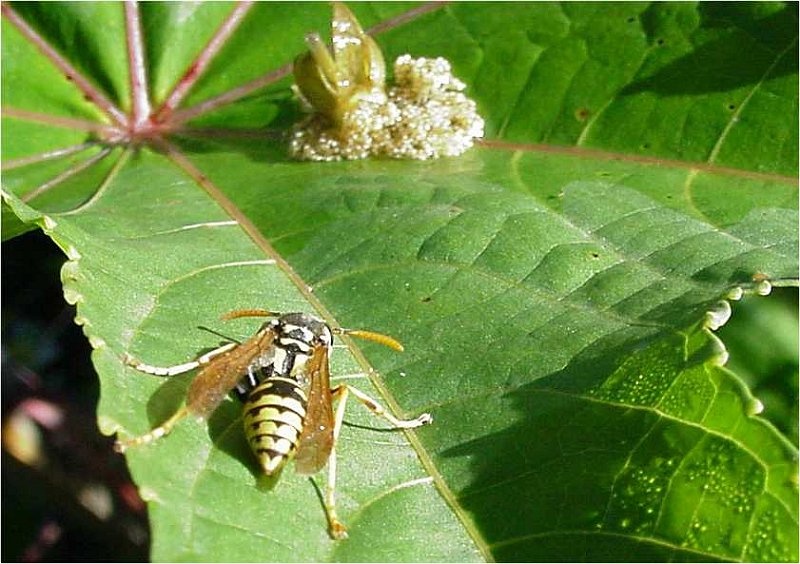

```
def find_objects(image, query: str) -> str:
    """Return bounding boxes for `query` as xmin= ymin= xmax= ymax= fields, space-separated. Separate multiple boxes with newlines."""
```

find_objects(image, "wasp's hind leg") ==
xmin=321 ymin=385 xmax=433 ymax=540
xmin=122 ymin=341 xmax=237 ymax=377
xmin=114 ymin=405 xmax=190 ymax=453
xmin=343 ymin=384 xmax=433 ymax=429
xmin=322 ymin=385 xmax=353 ymax=540
xmin=115 ymin=342 xmax=236 ymax=453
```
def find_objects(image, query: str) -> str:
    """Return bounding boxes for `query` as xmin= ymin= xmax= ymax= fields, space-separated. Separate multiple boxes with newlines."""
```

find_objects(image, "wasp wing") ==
xmin=185 ymin=327 xmax=276 ymax=419
xmin=294 ymin=344 xmax=335 ymax=475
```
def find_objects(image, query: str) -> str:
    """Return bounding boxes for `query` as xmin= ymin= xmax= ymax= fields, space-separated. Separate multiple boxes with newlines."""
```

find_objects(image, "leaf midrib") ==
xmin=490 ymin=139 xmax=798 ymax=185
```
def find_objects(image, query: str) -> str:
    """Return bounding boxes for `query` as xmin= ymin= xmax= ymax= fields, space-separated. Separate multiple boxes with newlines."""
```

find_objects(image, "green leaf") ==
xmin=2 ymin=2 xmax=797 ymax=562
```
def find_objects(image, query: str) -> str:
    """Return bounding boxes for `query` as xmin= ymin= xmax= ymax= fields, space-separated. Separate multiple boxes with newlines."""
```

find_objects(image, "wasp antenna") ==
xmin=339 ymin=329 xmax=404 ymax=352
xmin=221 ymin=309 xmax=281 ymax=321
xmin=197 ymin=325 xmax=242 ymax=345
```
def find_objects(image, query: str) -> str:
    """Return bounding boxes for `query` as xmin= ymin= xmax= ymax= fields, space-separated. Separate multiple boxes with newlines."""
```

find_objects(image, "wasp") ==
xmin=115 ymin=309 xmax=432 ymax=539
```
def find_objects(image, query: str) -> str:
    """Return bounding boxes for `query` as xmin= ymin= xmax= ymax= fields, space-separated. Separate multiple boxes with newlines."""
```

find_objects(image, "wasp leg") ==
xmin=324 ymin=385 xmax=351 ymax=540
xmin=122 ymin=342 xmax=237 ymax=377
xmin=322 ymin=385 xmax=433 ymax=540
xmin=344 ymin=384 xmax=433 ymax=429
xmin=114 ymin=405 xmax=189 ymax=453
xmin=115 ymin=342 xmax=237 ymax=453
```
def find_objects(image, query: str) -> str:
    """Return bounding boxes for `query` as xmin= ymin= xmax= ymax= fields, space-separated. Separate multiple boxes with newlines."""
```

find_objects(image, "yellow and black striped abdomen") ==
xmin=243 ymin=376 xmax=307 ymax=475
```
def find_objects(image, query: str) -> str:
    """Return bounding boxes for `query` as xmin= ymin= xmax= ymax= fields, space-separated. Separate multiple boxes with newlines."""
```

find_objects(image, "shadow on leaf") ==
xmin=436 ymin=325 xmax=786 ymax=561
xmin=624 ymin=4 xmax=796 ymax=97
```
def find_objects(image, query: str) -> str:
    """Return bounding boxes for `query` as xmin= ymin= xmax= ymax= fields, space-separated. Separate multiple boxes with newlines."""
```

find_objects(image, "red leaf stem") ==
xmin=1 ymin=2 xmax=128 ymax=127
xmin=1 ymin=142 xmax=97 ymax=171
xmin=2 ymin=107 xmax=120 ymax=136
xmin=167 ymin=2 xmax=447 ymax=126
xmin=21 ymin=146 xmax=113 ymax=203
xmin=154 ymin=1 xmax=254 ymax=123
xmin=124 ymin=1 xmax=151 ymax=128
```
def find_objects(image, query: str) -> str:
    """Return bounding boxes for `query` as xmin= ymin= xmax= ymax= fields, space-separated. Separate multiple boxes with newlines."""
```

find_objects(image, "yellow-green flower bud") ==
xmin=293 ymin=3 xmax=386 ymax=126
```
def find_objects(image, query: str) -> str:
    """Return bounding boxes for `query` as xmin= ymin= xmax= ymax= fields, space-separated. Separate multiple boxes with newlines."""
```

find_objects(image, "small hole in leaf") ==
xmin=656 ymin=38 xmax=665 ymax=46
xmin=727 ymin=103 xmax=736 ymax=111
xmin=626 ymin=16 xmax=636 ymax=23
xmin=575 ymin=107 xmax=591 ymax=121
xmin=591 ymin=252 xmax=600 ymax=259
xmin=421 ymin=296 xmax=432 ymax=303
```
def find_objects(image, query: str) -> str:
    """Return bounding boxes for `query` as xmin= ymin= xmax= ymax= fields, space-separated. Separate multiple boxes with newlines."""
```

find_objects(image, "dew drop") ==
xmin=138 ymin=486 xmax=160 ymax=502
xmin=97 ymin=415 xmax=120 ymax=435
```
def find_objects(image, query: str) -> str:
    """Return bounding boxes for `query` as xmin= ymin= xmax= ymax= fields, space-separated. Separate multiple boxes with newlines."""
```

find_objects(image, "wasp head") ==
xmin=277 ymin=313 xmax=333 ymax=348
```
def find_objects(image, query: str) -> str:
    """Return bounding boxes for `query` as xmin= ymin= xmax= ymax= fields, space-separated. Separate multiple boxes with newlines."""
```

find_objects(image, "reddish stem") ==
xmin=366 ymin=1 xmax=448 ymax=35
xmin=173 ymin=126 xmax=283 ymax=140
xmin=154 ymin=1 xmax=254 ymax=123
xmin=1 ymin=142 xmax=97 ymax=171
xmin=1 ymin=2 xmax=128 ymax=127
xmin=478 ymin=139 xmax=799 ymax=185
xmin=168 ymin=64 xmax=292 ymax=126
xmin=2 ymin=107 xmax=120 ymax=136
xmin=22 ymin=146 xmax=113 ymax=203
xmin=124 ymin=1 xmax=151 ymax=128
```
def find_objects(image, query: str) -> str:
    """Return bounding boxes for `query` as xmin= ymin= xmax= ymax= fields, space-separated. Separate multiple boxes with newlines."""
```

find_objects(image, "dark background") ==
xmin=3 ymin=231 xmax=148 ymax=562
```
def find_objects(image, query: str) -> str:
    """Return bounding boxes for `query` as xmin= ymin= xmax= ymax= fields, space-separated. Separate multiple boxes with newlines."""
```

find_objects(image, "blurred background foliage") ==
xmin=717 ymin=285 xmax=799 ymax=447
xmin=2 ymin=230 xmax=148 ymax=562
